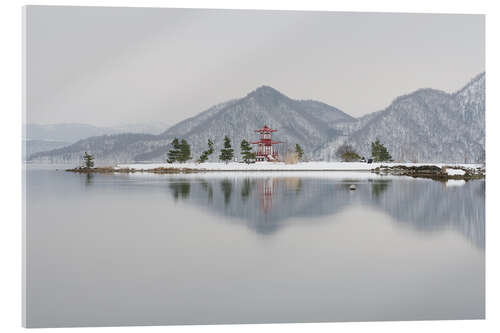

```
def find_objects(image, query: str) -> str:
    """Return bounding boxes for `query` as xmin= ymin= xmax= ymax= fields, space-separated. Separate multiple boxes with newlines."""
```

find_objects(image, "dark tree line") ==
xmin=335 ymin=139 xmax=392 ymax=162
xmin=371 ymin=139 xmax=392 ymax=162
xmin=166 ymin=136 xmax=306 ymax=164
xmin=219 ymin=136 xmax=234 ymax=163
xmin=336 ymin=144 xmax=360 ymax=162
xmin=295 ymin=144 xmax=304 ymax=161
xmin=167 ymin=138 xmax=191 ymax=163
xmin=240 ymin=139 xmax=255 ymax=164
xmin=83 ymin=151 xmax=94 ymax=168
xmin=198 ymin=139 xmax=214 ymax=163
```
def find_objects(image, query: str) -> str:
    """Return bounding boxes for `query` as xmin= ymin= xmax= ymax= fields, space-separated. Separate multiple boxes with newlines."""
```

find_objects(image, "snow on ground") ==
xmin=118 ymin=161 xmax=374 ymax=171
xmin=122 ymin=170 xmax=406 ymax=181
xmin=445 ymin=168 xmax=467 ymax=176
xmin=116 ymin=161 xmax=483 ymax=172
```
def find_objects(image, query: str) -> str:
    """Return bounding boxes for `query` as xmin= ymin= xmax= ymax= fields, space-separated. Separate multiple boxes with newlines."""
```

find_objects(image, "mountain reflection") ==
xmin=167 ymin=175 xmax=485 ymax=248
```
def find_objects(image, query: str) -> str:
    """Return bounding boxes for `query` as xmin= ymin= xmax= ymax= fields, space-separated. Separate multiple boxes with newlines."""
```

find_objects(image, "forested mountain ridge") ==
xmin=29 ymin=73 xmax=485 ymax=164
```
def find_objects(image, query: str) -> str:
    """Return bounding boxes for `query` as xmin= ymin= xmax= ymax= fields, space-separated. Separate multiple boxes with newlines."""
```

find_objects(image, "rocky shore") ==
xmin=65 ymin=163 xmax=485 ymax=180
xmin=372 ymin=165 xmax=485 ymax=180
xmin=65 ymin=166 xmax=201 ymax=174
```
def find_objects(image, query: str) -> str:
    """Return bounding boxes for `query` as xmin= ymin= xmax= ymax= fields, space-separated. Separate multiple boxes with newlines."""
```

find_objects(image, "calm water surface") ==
xmin=25 ymin=166 xmax=485 ymax=327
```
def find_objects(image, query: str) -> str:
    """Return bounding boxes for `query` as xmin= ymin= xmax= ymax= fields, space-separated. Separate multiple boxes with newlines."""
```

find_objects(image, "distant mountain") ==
xmin=108 ymin=121 xmax=170 ymax=136
xmin=24 ymin=122 xmax=169 ymax=160
xmin=24 ymin=139 xmax=71 ymax=158
xmin=29 ymin=73 xmax=485 ymax=164
xmin=25 ymin=122 xmax=169 ymax=142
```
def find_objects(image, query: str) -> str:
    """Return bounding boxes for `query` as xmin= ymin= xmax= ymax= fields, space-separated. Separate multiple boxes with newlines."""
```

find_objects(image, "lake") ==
xmin=24 ymin=166 xmax=485 ymax=327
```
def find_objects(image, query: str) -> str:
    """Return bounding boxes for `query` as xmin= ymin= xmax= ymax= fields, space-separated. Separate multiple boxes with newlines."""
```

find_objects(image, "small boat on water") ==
xmin=349 ymin=184 xmax=357 ymax=191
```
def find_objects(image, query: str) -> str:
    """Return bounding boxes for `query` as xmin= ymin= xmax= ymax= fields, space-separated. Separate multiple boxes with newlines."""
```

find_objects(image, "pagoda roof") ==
xmin=255 ymin=125 xmax=277 ymax=133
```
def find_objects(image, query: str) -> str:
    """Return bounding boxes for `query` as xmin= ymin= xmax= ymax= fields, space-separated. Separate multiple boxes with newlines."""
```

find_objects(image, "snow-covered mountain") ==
xmin=29 ymin=73 xmax=485 ymax=164
xmin=25 ymin=122 xmax=169 ymax=142
xmin=135 ymin=86 xmax=355 ymax=161
xmin=315 ymin=73 xmax=485 ymax=162
xmin=24 ymin=122 xmax=169 ymax=160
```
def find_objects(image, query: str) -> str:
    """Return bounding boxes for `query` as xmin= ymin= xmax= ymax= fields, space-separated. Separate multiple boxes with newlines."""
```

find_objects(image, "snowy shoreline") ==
xmin=115 ymin=161 xmax=483 ymax=172
xmin=63 ymin=161 xmax=485 ymax=180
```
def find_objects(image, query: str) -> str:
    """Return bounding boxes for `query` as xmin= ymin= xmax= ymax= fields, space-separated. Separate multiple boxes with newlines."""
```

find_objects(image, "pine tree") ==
xmin=371 ymin=139 xmax=392 ymax=162
xmin=295 ymin=144 xmax=304 ymax=161
xmin=219 ymin=136 xmax=234 ymax=163
xmin=335 ymin=144 xmax=361 ymax=162
xmin=199 ymin=153 xmax=208 ymax=163
xmin=178 ymin=139 xmax=191 ymax=163
xmin=83 ymin=152 xmax=94 ymax=169
xmin=240 ymin=139 xmax=255 ymax=164
xmin=198 ymin=139 xmax=214 ymax=163
xmin=167 ymin=138 xmax=181 ymax=163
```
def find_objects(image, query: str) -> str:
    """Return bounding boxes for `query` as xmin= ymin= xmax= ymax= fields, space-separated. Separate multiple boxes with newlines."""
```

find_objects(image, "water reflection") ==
xmin=166 ymin=175 xmax=485 ymax=248
xmin=85 ymin=173 xmax=94 ymax=186
xmin=26 ymin=169 xmax=485 ymax=326
xmin=200 ymin=180 xmax=213 ymax=202
xmin=258 ymin=178 xmax=278 ymax=212
xmin=241 ymin=178 xmax=255 ymax=202
xmin=370 ymin=179 xmax=390 ymax=200
xmin=285 ymin=177 xmax=302 ymax=195
xmin=169 ymin=180 xmax=191 ymax=200
xmin=220 ymin=179 xmax=233 ymax=206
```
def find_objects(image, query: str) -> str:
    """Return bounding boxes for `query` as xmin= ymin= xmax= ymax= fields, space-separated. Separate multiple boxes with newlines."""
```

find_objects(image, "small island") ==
xmin=65 ymin=136 xmax=485 ymax=181
xmin=66 ymin=166 xmax=201 ymax=174
xmin=67 ymin=161 xmax=485 ymax=180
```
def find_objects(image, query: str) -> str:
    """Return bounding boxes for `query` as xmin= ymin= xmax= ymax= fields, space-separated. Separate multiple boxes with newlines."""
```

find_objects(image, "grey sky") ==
xmin=25 ymin=6 xmax=484 ymax=127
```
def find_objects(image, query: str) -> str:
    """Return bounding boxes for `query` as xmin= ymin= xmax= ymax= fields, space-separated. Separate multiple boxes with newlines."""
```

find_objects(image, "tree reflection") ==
xmin=85 ymin=173 xmax=94 ymax=186
xmin=241 ymin=178 xmax=255 ymax=202
xmin=371 ymin=180 xmax=391 ymax=199
xmin=200 ymin=180 xmax=213 ymax=203
xmin=284 ymin=178 xmax=302 ymax=195
xmin=169 ymin=180 xmax=191 ymax=201
xmin=163 ymin=176 xmax=484 ymax=248
xmin=220 ymin=179 xmax=233 ymax=206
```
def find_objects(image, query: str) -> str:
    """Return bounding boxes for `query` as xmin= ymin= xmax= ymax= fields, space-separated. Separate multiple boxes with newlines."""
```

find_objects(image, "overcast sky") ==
xmin=25 ymin=6 xmax=484 ymax=127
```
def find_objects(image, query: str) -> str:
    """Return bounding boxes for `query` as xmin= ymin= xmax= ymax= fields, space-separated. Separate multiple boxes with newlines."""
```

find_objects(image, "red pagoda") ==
xmin=251 ymin=125 xmax=281 ymax=162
